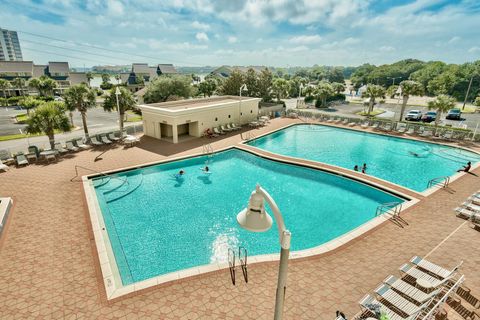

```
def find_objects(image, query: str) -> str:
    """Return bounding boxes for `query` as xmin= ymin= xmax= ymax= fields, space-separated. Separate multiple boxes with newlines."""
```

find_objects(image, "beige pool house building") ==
xmin=138 ymin=96 xmax=261 ymax=143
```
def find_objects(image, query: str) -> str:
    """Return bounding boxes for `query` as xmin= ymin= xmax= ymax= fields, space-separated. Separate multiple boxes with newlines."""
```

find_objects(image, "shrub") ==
xmin=7 ymin=96 xmax=22 ymax=105
xmin=100 ymin=83 xmax=113 ymax=90
xmin=326 ymin=93 xmax=346 ymax=103
xmin=304 ymin=95 xmax=314 ymax=103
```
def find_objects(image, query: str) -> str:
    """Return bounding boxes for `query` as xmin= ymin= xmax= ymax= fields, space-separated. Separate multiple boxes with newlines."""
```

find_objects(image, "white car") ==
xmin=54 ymin=96 xmax=64 ymax=102
xmin=405 ymin=110 xmax=422 ymax=121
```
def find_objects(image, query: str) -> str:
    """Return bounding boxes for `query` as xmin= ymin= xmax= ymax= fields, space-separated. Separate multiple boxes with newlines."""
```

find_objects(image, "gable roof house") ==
xmin=209 ymin=65 xmax=267 ymax=78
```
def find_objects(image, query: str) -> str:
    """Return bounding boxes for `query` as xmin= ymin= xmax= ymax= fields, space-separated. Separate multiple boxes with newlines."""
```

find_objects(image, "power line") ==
xmin=22 ymin=47 xmax=120 ymax=65
xmin=21 ymin=39 xmax=128 ymax=63
xmin=18 ymin=30 xmax=203 ymax=66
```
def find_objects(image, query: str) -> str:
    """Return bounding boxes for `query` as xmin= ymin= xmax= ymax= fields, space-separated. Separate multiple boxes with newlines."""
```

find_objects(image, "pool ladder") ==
xmin=228 ymin=246 xmax=248 ymax=285
xmin=427 ymin=176 xmax=450 ymax=189
xmin=375 ymin=202 xmax=403 ymax=217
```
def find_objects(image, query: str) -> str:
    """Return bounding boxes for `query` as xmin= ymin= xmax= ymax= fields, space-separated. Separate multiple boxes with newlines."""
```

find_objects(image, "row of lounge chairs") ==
xmin=356 ymin=256 xmax=463 ymax=320
xmin=249 ymin=116 xmax=270 ymax=128
xmin=205 ymin=123 xmax=242 ymax=138
xmin=0 ymin=131 xmax=132 ymax=169
xmin=455 ymin=189 xmax=480 ymax=230
xmin=295 ymin=111 xmax=471 ymax=142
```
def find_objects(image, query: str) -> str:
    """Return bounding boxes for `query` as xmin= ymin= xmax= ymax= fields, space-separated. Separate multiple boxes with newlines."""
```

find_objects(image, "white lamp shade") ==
xmin=236 ymin=190 xmax=273 ymax=232
xmin=237 ymin=208 xmax=273 ymax=232
xmin=115 ymin=87 xmax=121 ymax=95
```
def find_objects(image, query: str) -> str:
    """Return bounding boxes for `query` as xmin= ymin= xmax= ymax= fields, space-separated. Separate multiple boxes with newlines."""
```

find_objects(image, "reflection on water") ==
xmin=209 ymin=225 xmax=239 ymax=263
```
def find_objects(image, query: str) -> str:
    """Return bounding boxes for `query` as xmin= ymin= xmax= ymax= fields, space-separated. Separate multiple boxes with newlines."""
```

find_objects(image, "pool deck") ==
xmin=0 ymin=117 xmax=480 ymax=319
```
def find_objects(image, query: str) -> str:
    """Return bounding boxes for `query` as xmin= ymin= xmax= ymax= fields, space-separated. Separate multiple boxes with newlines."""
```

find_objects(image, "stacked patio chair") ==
xmin=72 ymin=138 xmax=89 ymax=150
xmin=357 ymin=256 xmax=463 ymax=320
xmin=54 ymin=142 xmax=69 ymax=155
xmin=220 ymin=125 xmax=233 ymax=132
xmin=100 ymin=134 xmax=113 ymax=144
xmin=107 ymin=132 xmax=120 ymax=142
xmin=90 ymin=136 xmax=104 ymax=146
xmin=455 ymin=190 xmax=480 ymax=228
xmin=213 ymin=127 xmax=225 ymax=135
xmin=15 ymin=152 xmax=29 ymax=167
xmin=0 ymin=149 xmax=14 ymax=165
xmin=65 ymin=141 xmax=79 ymax=152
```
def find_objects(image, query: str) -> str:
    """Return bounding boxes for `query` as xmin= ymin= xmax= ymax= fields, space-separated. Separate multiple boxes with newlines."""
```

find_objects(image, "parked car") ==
xmin=405 ymin=110 xmax=423 ymax=121
xmin=446 ymin=108 xmax=462 ymax=120
xmin=422 ymin=111 xmax=437 ymax=123
xmin=54 ymin=96 xmax=64 ymax=102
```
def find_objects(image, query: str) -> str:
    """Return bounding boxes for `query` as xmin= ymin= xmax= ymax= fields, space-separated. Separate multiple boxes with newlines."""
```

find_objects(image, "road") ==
xmin=0 ymin=106 xmax=142 ymax=152
xmin=284 ymin=99 xmax=480 ymax=131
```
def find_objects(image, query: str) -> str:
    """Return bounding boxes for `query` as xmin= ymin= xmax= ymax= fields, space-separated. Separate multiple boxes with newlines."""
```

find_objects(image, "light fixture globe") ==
xmin=236 ymin=190 xmax=273 ymax=232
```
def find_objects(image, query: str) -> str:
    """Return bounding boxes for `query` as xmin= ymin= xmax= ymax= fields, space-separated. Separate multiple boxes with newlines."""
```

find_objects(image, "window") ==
xmin=228 ymin=115 xmax=231 ymax=118
xmin=250 ymin=110 xmax=253 ymax=113
xmin=240 ymin=112 xmax=243 ymax=116
xmin=215 ymin=117 xmax=218 ymax=121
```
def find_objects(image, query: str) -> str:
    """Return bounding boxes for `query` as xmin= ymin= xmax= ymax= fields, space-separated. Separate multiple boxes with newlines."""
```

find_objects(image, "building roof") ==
xmin=157 ymin=64 xmax=177 ymax=74
xmin=139 ymin=95 xmax=260 ymax=114
xmin=0 ymin=61 xmax=33 ymax=74
xmin=69 ymin=72 xmax=88 ymax=85
xmin=32 ymin=65 xmax=47 ymax=78
xmin=210 ymin=65 xmax=267 ymax=78
xmin=132 ymin=63 xmax=150 ymax=74
xmin=48 ymin=62 xmax=70 ymax=74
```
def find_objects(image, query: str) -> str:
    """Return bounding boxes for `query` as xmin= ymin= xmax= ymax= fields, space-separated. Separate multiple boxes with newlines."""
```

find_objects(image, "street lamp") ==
xmin=115 ymin=86 xmax=122 ymax=132
xmin=387 ymin=76 xmax=402 ymax=86
xmin=239 ymin=83 xmax=248 ymax=122
xmin=236 ymin=184 xmax=292 ymax=320
xmin=297 ymin=83 xmax=305 ymax=108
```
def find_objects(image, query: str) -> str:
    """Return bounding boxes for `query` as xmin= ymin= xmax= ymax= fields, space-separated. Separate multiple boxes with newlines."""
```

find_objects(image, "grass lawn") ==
xmin=459 ymin=105 xmax=479 ymax=113
xmin=356 ymin=108 xmax=385 ymax=116
xmin=15 ymin=113 xmax=29 ymax=123
xmin=125 ymin=111 xmax=142 ymax=122
xmin=0 ymin=128 xmax=71 ymax=142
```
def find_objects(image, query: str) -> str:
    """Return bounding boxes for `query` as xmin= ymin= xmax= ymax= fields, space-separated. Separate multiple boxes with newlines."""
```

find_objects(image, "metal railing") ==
xmin=70 ymin=164 xmax=129 ymax=185
xmin=422 ymin=275 xmax=465 ymax=320
xmin=427 ymin=176 xmax=450 ymax=189
xmin=239 ymin=246 xmax=248 ymax=283
xmin=228 ymin=248 xmax=236 ymax=285
xmin=375 ymin=201 xmax=403 ymax=217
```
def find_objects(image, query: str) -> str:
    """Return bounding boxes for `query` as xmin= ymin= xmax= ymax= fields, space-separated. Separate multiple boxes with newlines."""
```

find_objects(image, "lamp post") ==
xmin=387 ymin=76 xmax=402 ymax=86
xmin=115 ymin=86 xmax=122 ymax=132
xmin=236 ymin=184 xmax=291 ymax=320
xmin=239 ymin=83 xmax=248 ymax=122
xmin=297 ymin=83 xmax=305 ymax=109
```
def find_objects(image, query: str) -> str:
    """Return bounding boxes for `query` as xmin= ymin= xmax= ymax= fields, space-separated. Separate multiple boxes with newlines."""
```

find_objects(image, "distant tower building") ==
xmin=0 ymin=28 xmax=23 ymax=61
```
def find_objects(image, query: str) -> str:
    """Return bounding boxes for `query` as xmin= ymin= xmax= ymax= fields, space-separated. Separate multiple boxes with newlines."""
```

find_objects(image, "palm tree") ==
xmin=427 ymin=94 xmax=456 ymax=127
xmin=331 ymin=82 xmax=345 ymax=94
xmin=63 ymin=84 xmax=96 ymax=141
xmin=102 ymin=86 xmax=136 ymax=133
xmin=29 ymin=76 xmax=58 ymax=97
xmin=362 ymin=84 xmax=386 ymax=116
xmin=11 ymin=77 xmax=26 ymax=96
xmin=26 ymin=101 xmax=71 ymax=149
xmin=398 ymin=80 xmax=424 ymax=121
xmin=20 ymin=96 xmax=42 ymax=115
xmin=0 ymin=79 xmax=11 ymax=98
xmin=271 ymin=78 xmax=290 ymax=101
xmin=314 ymin=81 xmax=334 ymax=107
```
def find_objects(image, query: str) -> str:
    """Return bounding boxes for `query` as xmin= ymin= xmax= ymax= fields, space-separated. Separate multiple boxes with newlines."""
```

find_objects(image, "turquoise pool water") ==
xmin=93 ymin=149 xmax=403 ymax=285
xmin=248 ymin=124 xmax=480 ymax=192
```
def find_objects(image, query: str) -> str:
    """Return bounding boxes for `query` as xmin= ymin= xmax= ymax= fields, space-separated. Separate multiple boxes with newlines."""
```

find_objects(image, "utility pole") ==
xmin=462 ymin=76 xmax=474 ymax=110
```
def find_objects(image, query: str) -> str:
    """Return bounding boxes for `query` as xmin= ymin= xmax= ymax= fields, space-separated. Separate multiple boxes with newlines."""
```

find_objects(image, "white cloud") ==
xmin=191 ymin=20 xmax=210 ymax=30
xmin=107 ymin=0 xmax=124 ymax=16
xmin=289 ymin=35 xmax=322 ymax=44
xmin=379 ymin=46 xmax=395 ymax=52
xmin=195 ymin=32 xmax=209 ymax=42
xmin=227 ymin=36 xmax=237 ymax=44
xmin=195 ymin=32 xmax=210 ymax=42
xmin=468 ymin=47 xmax=480 ymax=54
xmin=447 ymin=36 xmax=460 ymax=44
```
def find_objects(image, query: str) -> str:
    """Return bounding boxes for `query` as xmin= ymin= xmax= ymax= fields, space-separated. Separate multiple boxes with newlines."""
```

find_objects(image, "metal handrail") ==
xmin=239 ymin=246 xmax=248 ymax=283
xmin=70 ymin=164 xmax=129 ymax=185
xmin=427 ymin=176 xmax=450 ymax=189
xmin=376 ymin=201 xmax=403 ymax=217
xmin=228 ymin=248 xmax=236 ymax=285
xmin=421 ymin=275 xmax=465 ymax=320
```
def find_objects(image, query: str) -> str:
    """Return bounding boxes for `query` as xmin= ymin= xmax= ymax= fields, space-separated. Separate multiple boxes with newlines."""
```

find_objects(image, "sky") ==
xmin=1 ymin=0 xmax=479 ymax=67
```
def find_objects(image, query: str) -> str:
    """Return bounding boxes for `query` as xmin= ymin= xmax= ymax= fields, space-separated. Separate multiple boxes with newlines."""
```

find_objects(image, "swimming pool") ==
xmin=247 ymin=124 xmax=480 ymax=192
xmin=92 ymin=149 xmax=403 ymax=286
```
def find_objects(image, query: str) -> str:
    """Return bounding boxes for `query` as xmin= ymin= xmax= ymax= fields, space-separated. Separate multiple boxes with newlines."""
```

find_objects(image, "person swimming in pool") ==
xmin=174 ymin=170 xmax=185 ymax=179
xmin=362 ymin=163 xmax=367 ymax=172
xmin=409 ymin=151 xmax=420 ymax=157
xmin=353 ymin=165 xmax=359 ymax=171
xmin=457 ymin=161 xmax=472 ymax=172
xmin=202 ymin=166 xmax=209 ymax=172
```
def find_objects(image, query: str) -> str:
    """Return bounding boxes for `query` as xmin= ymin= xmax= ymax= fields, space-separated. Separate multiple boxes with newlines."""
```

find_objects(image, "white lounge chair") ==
xmin=410 ymin=256 xmax=463 ymax=280
xmin=461 ymin=201 xmax=480 ymax=212
xmin=359 ymin=293 xmax=429 ymax=320
xmin=396 ymin=124 xmax=407 ymax=133
xmin=0 ymin=162 xmax=9 ymax=171
xmin=334 ymin=118 xmax=342 ymax=124
xmin=0 ymin=149 xmax=14 ymax=165
xmin=341 ymin=119 xmax=349 ymax=125
xmin=221 ymin=125 xmax=232 ymax=132
xmin=228 ymin=123 xmax=239 ymax=131
xmin=54 ymin=142 xmax=69 ymax=154
xmin=441 ymin=131 xmax=453 ymax=140
xmin=15 ymin=153 xmax=29 ymax=166
xmin=375 ymin=284 xmax=429 ymax=316
xmin=455 ymin=207 xmax=479 ymax=219
xmin=406 ymin=127 xmax=415 ymax=135
xmin=420 ymin=130 xmax=433 ymax=138
xmin=361 ymin=121 xmax=369 ymax=129
xmin=108 ymin=132 xmax=120 ymax=141
xmin=213 ymin=127 xmax=225 ymax=135
xmin=326 ymin=117 xmax=334 ymax=123
xmin=399 ymin=263 xmax=453 ymax=288
xmin=371 ymin=122 xmax=380 ymax=129
xmin=90 ymin=136 xmax=104 ymax=146
xmin=348 ymin=121 xmax=357 ymax=127
xmin=100 ymin=135 xmax=112 ymax=144
xmin=73 ymin=138 xmax=89 ymax=149
xmin=65 ymin=141 xmax=79 ymax=152
xmin=231 ymin=123 xmax=242 ymax=130
xmin=383 ymin=275 xmax=440 ymax=304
